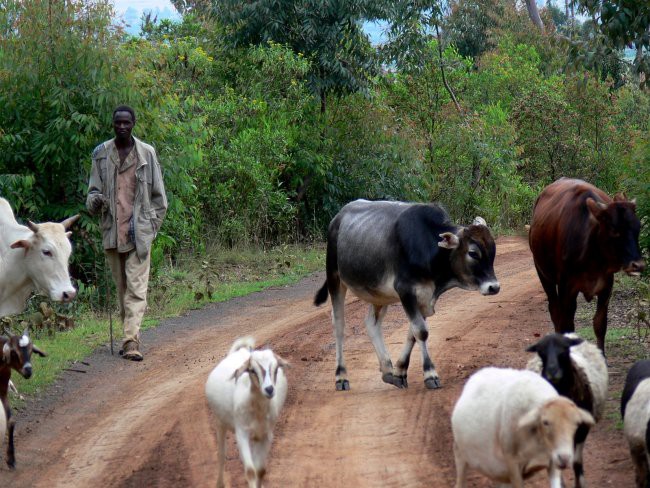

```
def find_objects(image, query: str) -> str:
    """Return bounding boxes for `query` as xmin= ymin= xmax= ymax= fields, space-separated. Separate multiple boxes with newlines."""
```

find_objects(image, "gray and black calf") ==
xmin=314 ymin=199 xmax=500 ymax=391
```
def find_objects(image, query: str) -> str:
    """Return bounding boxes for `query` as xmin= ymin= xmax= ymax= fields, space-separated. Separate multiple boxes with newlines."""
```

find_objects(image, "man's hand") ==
xmin=89 ymin=194 xmax=109 ymax=214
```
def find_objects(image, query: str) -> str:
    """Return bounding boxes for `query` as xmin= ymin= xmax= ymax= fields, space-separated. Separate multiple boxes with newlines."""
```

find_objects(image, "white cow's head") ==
xmin=10 ymin=215 xmax=79 ymax=303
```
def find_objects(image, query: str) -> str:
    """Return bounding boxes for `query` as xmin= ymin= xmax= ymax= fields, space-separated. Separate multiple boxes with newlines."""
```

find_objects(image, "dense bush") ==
xmin=0 ymin=0 xmax=647 ymax=292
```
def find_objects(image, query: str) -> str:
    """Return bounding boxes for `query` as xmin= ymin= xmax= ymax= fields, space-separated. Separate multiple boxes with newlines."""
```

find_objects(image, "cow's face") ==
xmin=587 ymin=197 xmax=645 ymax=276
xmin=10 ymin=217 xmax=78 ymax=303
xmin=439 ymin=217 xmax=500 ymax=295
xmin=2 ymin=330 xmax=47 ymax=379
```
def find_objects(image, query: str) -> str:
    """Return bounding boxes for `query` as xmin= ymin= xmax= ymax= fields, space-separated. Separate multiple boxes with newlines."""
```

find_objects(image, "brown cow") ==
xmin=529 ymin=178 xmax=645 ymax=352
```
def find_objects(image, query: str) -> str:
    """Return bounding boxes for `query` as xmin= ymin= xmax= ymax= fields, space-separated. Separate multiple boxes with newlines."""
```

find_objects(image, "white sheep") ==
xmin=526 ymin=333 xmax=608 ymax=488
xmin=621 ymin=359 xmax=650 ymax=488
xmin=205 ymin=337 xmax=288 ymax=488
xmin=452 ymin=367 xmax=594 ymax=488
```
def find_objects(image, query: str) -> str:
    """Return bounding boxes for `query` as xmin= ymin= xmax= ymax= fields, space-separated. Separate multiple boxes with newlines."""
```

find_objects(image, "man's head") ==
xmin=113 ymin=105 xmax=136 ymax=143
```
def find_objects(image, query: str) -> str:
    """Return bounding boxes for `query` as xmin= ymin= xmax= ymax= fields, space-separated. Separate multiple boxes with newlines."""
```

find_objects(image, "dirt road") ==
xmin=0 ymin=237 xmax=635 ymax=487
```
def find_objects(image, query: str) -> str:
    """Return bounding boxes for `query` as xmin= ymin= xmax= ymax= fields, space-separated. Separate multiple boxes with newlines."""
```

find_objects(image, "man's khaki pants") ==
xmin=105 ymin=249 xmax=151 ymax=346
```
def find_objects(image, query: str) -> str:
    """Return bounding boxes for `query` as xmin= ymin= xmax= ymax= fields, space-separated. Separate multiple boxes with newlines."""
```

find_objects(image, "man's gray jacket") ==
xmin=86 ymin=137 xmax=168 ymax=261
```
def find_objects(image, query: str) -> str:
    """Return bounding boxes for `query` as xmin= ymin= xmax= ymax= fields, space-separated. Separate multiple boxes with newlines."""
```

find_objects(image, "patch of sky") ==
xmin=112 ymin=0 xmax=181 ymax=36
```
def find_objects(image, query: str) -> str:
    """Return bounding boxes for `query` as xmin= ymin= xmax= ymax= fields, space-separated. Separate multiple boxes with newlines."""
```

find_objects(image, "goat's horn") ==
xmin=26 ymin=220 xmax=39 ymax=233
xmin=61 ymin=214 xmax=80 ymax=230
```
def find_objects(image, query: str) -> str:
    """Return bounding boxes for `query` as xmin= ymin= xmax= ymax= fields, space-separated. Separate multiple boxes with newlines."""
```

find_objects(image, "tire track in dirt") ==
xmin=0 ymin=237 xmax=635 ymax=487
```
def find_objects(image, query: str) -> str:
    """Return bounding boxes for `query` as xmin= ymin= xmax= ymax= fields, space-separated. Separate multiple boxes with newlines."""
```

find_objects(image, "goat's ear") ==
xmin=2 ymin=343 xmax=11 ymax=362
xmin=32 ymin=345 xmax=47 ymax=357
xmin=274 ymin=353 xmax=290 ymax=369
xmin=438 ymin=232 xmax=460 ymax=249
xmin=231 ymin=358 xmax=251 ymax=381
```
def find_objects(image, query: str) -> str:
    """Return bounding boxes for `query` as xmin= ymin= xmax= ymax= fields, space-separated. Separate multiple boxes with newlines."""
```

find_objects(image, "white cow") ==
xmin=0 ymin=198 xmax=78 ymax=316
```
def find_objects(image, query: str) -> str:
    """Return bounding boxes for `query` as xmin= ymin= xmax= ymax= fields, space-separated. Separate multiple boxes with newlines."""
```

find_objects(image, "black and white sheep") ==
xmin=452 ymin=367 xmax=595 ymax=488
xmin=621 ymin=359 xmax=650 ymax=488
xmin=526 ymin=333 xmax=608 ymax=488
xmin=205 ymin=337 xmax=288 ymax=488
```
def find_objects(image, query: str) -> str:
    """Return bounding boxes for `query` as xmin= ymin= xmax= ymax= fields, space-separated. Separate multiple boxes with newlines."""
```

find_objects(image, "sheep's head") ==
xmin=232 ymin=349 xmax=289 ymax=399
xmin=518 ymin=397 xmax=594 ymax=470
xmin=2 ymin=329 xmax=47 ymax=379
xmin=527 ymin=333 xmax=582 ymax=385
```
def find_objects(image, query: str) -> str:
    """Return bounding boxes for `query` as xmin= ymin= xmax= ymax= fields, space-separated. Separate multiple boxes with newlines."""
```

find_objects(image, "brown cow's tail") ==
xmin=314 ymin=281 xmax=329 ymax=306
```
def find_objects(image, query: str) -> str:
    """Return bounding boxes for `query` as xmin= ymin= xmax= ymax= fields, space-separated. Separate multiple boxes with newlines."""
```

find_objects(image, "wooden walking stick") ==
xmin=105 ymin=259 xmax=114 ymax=356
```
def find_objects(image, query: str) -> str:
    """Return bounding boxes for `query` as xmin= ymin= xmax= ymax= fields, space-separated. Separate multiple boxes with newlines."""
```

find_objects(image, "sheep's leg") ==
xmin=394 ymin=328 xmax=415 ymax=388
xmin=573 ymin=424 xmax=590 ymax=488
xmin=593 ymin=276 xmax=613 ymax=353
xmin=331 ymin=283 xmax=349 ymax=391
xmin=216 ymin=422 xmax=227 ymax=488
xmin=506 ymin=460 xmax=525 ymax=488
xmin=364 ymin=304 xmax=396 ymax=387
xmin=453 ymin=442 xmax=467 ymax=488
xmin=548 ymin=463 xmax=564 ymax=488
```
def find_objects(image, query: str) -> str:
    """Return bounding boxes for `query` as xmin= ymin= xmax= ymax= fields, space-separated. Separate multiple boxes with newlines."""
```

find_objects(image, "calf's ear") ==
xmin=438 ymin=232 xmax=460 ymax=249
xmin=10 ymin=239 xmax=31 ymax=251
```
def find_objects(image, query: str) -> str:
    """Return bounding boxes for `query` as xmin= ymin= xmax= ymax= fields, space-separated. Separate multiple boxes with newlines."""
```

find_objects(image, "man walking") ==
xmin=86 ymin=106 xmax=167 ymax=361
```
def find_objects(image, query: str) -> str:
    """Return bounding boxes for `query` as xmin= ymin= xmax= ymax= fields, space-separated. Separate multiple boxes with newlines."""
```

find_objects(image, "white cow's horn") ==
xmin=61 ymin=214 xmax=80 ymax=230
xmin=26 ymin=220 xmax=39 ymax=233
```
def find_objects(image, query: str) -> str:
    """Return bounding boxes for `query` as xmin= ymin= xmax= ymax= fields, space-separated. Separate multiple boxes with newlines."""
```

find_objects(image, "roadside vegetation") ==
xmin=0 ymin=0 xmax=648 ymax=397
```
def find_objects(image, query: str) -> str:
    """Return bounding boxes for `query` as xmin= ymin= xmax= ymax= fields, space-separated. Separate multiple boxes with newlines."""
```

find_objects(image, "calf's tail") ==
xmin=314 ymin=281 xmax=329 ymax=306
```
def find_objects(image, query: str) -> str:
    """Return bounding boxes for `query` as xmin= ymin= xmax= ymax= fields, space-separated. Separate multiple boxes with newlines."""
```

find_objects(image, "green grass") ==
xmin=10 ymin=244 xmax=325 ymax=401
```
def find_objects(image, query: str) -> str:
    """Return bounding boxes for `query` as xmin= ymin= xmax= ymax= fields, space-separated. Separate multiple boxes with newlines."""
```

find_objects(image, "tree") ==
xmin=524 ymin=0 xmax=545 ymax=32
xmin=213 ymin=0 xmax=379 ymax=114
xmin=445 ymin=0 xmax=507 ymax=59
xmin=574 ymin=1 xmax=650 ymax=88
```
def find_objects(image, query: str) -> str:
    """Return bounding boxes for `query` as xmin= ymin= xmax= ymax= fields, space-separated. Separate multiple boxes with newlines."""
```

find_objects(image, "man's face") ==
xmin=113 ymin=111 xmax=135 ymax=142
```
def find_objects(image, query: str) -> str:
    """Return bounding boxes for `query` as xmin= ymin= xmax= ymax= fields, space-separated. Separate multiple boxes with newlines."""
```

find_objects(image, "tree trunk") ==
xmin=524 ymin=0 xmax=545 ymax=32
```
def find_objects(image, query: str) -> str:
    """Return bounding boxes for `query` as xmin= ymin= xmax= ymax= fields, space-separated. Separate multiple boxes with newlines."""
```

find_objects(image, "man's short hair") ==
xmin=113 ymin=105 xmax=136 ymax=123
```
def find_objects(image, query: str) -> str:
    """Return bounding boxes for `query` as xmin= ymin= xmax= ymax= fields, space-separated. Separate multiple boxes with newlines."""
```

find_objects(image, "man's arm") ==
xmin=86 ymin=144 xmax=107 ymax=215
xmin=150 ymin=149 xmax=168 ymax=232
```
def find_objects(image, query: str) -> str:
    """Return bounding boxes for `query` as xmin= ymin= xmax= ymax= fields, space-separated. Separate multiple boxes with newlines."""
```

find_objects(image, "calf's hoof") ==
xmin=424 ymin=377 xmax=442 ymax=390
xmin=392 ymin=374 xmax=408 ymax=388
xmin=335 ymin=379 xmax=350 ymax=391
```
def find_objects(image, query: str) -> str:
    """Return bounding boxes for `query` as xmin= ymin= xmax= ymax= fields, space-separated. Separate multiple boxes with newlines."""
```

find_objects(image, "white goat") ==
xmin=527 ymin=333 xmax=608 ymax=488
xmin=452 ymin=367 xmax=595 ymax=488
xmin=205 ymin=337 xmax=288 ymax=488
